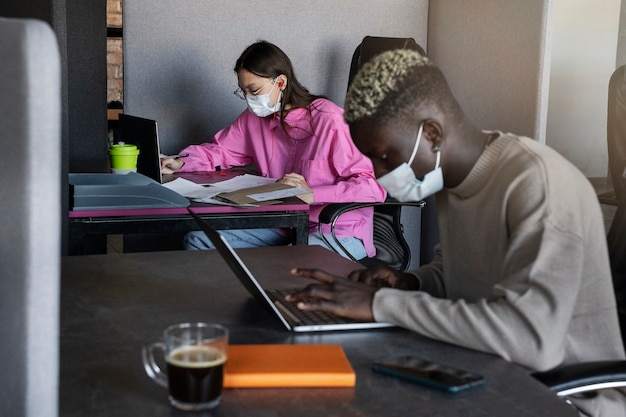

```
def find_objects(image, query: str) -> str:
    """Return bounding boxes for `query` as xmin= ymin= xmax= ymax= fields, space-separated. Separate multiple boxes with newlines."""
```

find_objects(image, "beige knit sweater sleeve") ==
xmin=372 ymin=134 xmax=624 ymax=374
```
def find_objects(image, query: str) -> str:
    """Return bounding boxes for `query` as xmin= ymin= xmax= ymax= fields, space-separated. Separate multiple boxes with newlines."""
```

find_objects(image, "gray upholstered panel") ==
xmin=615 ymin=0 xmax=626 ymax=67
xmin=428 ymin=0 xmax=553 ymax=142
xmin=123 ymin=0 xmax=429 ymax=154
xmin=0 ymin=17 xmax=61 ymax=417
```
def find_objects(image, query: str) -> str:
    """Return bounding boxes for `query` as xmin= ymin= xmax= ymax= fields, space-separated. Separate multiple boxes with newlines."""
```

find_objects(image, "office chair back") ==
xmin=347 ymin=36 xmax=427 ymax=90
xmin=343 ymin=36 xmax=438 ymax=270
xmin=0 ymin=18 xmax=61 ymax=417
xmin=607 ymin=65 xmax=626 ymax=202
xmin=371 ymin=203 xmax=418 ymax=269
xmin=608 ymin=175 xmax=626 ymax=342
xmin=318 ymin=201 xmax=425 ymax=270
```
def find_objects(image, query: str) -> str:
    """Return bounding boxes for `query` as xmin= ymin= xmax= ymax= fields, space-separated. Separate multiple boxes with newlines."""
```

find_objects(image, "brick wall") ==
xmin=107 ymin=0 xmax=123 ymax=104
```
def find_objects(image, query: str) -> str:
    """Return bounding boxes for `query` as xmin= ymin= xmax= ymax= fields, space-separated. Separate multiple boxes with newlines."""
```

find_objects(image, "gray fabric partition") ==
xmin=615 ymin=0 xmax=626 ymax=68
xmin=124 ymin=0 xmax=429 ymax=154
xmin=0 ymin=18 xmax=61 ymax=417
xmin=428 ymin=0 xmax=553 ymax=142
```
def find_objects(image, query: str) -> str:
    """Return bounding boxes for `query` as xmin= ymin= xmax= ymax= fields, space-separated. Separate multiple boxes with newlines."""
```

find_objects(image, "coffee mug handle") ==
xmin=142 ymin=342 xmax=168 ymax=388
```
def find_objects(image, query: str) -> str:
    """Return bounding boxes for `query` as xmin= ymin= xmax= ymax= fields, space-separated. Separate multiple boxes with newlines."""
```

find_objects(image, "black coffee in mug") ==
xmin=166 ymin=345 xmax=227 ymax=404
xmin=143 ymin=323 xmax=228 ymax=410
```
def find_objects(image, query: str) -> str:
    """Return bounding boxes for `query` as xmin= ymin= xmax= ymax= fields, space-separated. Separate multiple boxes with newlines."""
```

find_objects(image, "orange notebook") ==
xmin=223 ymin=344 xmax=356 ymax=388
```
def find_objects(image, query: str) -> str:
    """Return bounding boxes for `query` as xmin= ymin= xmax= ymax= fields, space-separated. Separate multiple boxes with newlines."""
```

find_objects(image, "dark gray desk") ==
xmin=60 ymin=247 xmax=577 ymax=417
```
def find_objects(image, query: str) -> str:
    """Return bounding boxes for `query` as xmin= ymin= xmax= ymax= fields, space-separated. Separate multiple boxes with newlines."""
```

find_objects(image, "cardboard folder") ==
xmin=215 ymin=182 xmax=312 ymax=206
xmin=224 ymin=344 xmax=356 ymax=388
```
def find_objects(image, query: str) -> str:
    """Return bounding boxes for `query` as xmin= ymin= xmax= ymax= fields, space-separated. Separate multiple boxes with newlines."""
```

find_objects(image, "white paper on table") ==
xmin=161 ymin=178 xmax=221 ymax=199
xmin=209 ymin=174 xmax=277 ymax=191
xmin=161 ymin=174 xmax=278 ymax=199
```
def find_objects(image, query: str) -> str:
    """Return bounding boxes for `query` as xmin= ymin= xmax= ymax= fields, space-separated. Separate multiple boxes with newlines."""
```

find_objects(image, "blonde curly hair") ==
xmin=344 ymin=49 xmax=461 ymax=126
xmin=344 ymin=49 xmax=430 ymax=123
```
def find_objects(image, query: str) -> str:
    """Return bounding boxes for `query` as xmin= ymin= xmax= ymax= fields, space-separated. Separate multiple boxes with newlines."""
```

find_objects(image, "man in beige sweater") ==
xmin=286 ymin=49 xmax=625 ymax=416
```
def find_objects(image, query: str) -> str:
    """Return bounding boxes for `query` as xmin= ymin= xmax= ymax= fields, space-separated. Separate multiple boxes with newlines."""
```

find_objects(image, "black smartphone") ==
xmin=372 ymin=355 xmax=485 ymax=393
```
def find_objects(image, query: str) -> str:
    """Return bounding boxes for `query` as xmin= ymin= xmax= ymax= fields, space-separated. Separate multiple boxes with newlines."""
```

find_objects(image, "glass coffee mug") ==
xmin=142 ymin=323 xmax=228 ymax=410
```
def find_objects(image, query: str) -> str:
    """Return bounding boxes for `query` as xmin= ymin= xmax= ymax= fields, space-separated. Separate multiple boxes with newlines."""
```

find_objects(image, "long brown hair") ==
xmin=234 ymin=41 xmax=325 ymax=136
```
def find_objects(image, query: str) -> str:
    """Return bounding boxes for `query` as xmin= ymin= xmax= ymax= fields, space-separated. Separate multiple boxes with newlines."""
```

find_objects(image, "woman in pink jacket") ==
xmin=161 ymin=41 xmax=386 ymax=259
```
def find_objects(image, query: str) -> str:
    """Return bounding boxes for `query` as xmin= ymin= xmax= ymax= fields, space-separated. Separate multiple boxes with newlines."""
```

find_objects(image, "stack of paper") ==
xmin=162 ymin=174 xmax=311 ymax=206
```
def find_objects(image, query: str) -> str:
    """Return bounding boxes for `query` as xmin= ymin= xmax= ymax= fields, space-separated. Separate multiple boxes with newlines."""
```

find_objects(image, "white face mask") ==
xmin=377 ymin=122 xmax=444 ymax=202
xmin=245 ymin=80 xmax=281 ymax=117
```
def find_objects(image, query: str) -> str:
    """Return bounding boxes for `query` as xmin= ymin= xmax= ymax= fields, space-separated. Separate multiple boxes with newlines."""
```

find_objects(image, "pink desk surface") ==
xmin=69 ymin=201 xmax=309 ymax=219
xmin=69 ymin=169 xmax=309 ymax=219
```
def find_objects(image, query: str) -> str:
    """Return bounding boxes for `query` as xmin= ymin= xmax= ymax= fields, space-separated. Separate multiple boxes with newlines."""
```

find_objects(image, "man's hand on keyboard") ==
xmin=347 ymin=265 xmax=420 ymax=290
xmin=285 ymin=268 xmax=378 ymax=321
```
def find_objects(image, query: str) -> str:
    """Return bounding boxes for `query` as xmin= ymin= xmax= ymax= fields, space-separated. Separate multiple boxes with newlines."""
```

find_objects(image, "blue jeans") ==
xmin=184 ymin=228 xmax=367 ymax=260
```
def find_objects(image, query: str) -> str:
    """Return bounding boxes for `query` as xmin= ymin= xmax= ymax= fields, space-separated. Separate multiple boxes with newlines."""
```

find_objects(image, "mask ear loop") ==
xmin=270 ymin=78 xmax=286 ymax=118
xmin=267 ymin=79 xmax=278 ymax=105
xmin=407 ymin=121 xmax=425 ymax=167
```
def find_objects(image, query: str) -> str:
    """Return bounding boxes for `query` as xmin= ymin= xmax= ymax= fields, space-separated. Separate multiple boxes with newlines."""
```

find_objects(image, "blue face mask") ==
xmin=245 ymin=80 xmax=281 ymax=117
xmin=376 ymin=122 xmax=444 ymax=202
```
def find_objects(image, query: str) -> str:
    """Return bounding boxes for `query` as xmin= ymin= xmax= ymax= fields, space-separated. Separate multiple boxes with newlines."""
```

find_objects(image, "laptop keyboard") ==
xmin=267 ymin=289 xmax=353 ymax=325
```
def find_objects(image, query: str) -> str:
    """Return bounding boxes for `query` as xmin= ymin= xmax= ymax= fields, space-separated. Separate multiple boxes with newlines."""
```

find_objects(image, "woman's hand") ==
xmin=160 ymin=153 xmax=185 ymax=174
xmin=278 ymin=172 xmax=313 ymax=203
xmin=277 ymin=172 xmax=311 ymax=191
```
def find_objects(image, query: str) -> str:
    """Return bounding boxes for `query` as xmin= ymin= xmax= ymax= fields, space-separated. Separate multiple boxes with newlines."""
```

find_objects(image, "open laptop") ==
xmin=188 ymin=209 xmax=394 ymax=332
xmin=118 ymin=114 xmax=165 ymax=183
xmin=118 ymin=114 xmax=218 ymax=185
